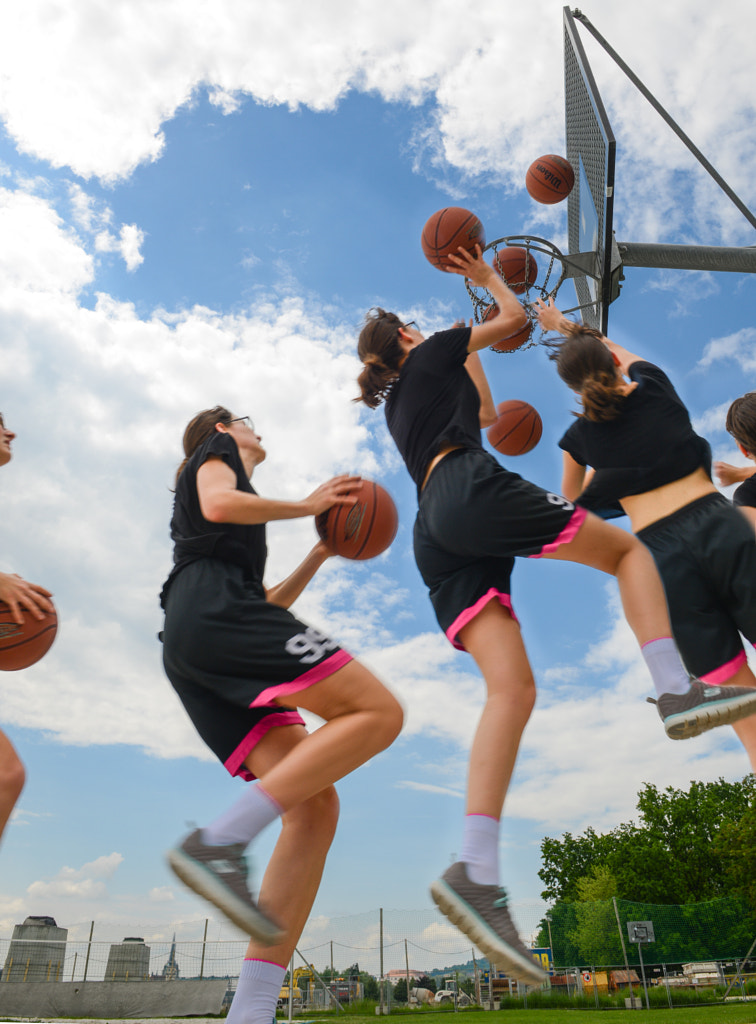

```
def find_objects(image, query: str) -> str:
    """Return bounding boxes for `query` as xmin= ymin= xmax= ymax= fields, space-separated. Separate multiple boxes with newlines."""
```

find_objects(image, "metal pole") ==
xmin=71 ymin=951 xmax=77 ymax=982
xmin=82 ymin=921 xmax=94 ymax=983
xmin=404 ymin=938 xmax=411 ymax=1007
xmin=722 ymin=933 xmax=756 ymax=999
xmin=612 ymin=898 xmax=634 ymax=1004
xmin=288 ymin=952 xmax=294 ymax=1024
xmin=199 ymin=918 xmax=208 ymax=980
xmin=379 ymin=908 xmax=384 ymax=1015
xmin=471 ymin=950 xmax=480 ymax=1006
xmin=294 ymin=948 xmax=343 ymax=1012
xmin=618 ymin=242 xmax=756 ymax=273
xmin=662 ymin=963 xmax=672 ymax=1009
xmin=637 ymin=942 xmax=650 ymax=1010
xmin=571 ymin=8 xmax=756 ymax=231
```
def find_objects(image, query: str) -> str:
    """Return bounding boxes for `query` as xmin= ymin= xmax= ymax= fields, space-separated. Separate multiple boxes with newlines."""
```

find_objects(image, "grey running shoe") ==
xmin=650 ymin=679 xmax=756 ymax=740
xmin=167 ymin=829 xmax=284 ymax=944
xmin=430 ymin=862 xmax=547 ymax=987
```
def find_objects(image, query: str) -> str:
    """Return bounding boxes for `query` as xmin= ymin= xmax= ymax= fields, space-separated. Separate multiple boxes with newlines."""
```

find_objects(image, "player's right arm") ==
xmin=445 ymin=246 xmax=529 ymax=353
xmin=0 ymin=572 xmax=54 ymax=624
xmin=197 ymin=458 xmax=359 ymax=524
xmin=535 ymin=297 xmax=643 ymax=374
xmin=714 ymin=461 xmax=756 ymax=487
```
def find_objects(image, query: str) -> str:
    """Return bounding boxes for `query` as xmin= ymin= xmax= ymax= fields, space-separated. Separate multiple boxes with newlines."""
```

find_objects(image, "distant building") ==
xmin=105 ymin=937 xmax=150 ymax=981
xmin=2 ymin=916 xmax=68 ymax=983
xmin=161 ymin=934 xmax=180 ymax=980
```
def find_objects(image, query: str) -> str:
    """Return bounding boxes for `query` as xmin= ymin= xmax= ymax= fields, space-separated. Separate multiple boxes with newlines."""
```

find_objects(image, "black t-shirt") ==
xmin=733 ymin=473 xmax=756 ymax=508
xmin=385 ymin=326 xmax=481 ymax=491
xmin=160 ymin=432 xmax=267 ymax=606
xmin=559 ymin=360 xmax=712 ymax=505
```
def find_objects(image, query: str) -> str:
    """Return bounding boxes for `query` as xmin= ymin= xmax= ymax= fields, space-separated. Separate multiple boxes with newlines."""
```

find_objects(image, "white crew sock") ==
xmin=202 ymin=784 xmax=282 ymax=848
xmin=460 ymin=813 xmax=500 ymax=886
xmin=227 ymin=958 xmax=286 ymax=1024
xmin=641 ymin=637 xmax=691 ymax=697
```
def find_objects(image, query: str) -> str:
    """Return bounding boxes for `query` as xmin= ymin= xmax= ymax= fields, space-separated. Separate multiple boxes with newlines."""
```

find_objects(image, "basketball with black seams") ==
xmin=487 ymin=401 xmax=543 ymax=456
xmin=421 ymin=207 xmax=486 ymax=271
xmin=482 ymin=305 xmax=533 ymax=353
xmin=526 ymin=155 xmax=575 ymax=204
xmin=0 ymin=600 xmax=58 ymax=671
xmin=491 ymin=247 xmax=538 ymax=294
xmin=316 ymin=479 xmax=399 ymax=560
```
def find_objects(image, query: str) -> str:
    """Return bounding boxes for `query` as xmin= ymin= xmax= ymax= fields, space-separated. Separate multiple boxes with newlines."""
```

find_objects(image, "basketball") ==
xmin=491 ymin=247 xmax=538 ymax=294
xmin=525 ymin=154 xmax=575 ymax=204
xmin=487 ymin=400 xmax=543 ymax=456
xmin=421 ymin=207 xmax=486 ymax=271
xmin=482 ymin=305 xmax=533 ymax=353
xmin=316 ymin=479 xmax=398 ymax=560
xmin=0 ymin=601 xmax=58 ymax=671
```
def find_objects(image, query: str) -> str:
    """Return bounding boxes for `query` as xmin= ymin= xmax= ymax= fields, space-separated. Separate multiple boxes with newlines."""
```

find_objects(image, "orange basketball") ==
xmin=526 ymin=154 xmax=575 ymax=204
xmin=316 ymin=479 xmax=398 ymax=560
xmin=482 ymin=305 xmax=533 ymax=353
xmin=487 ymin=401 xmax=542 ymax=456
xmin=421 ymin=207 xmax=486 ymax=271
xmin=491 ymin=247 xmax=538 ymax=294
xmin=0 ymin=601 xmax=58 ymax=671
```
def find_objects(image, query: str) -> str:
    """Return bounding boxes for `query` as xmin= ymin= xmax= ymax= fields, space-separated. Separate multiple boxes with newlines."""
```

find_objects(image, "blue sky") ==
xmin=1 ymin=0 xmax=756 ymax=969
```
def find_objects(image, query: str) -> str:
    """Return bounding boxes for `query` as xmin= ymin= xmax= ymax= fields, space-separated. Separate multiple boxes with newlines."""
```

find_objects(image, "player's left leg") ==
xmin=227 ymin=724 xmax=340 ymax=1024
xmin=0 ymin=729 xmax=24 ymax=843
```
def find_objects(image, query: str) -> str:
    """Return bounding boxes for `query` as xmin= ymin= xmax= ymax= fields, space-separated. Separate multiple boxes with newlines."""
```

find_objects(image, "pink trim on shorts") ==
xmin=699 ymin=650 xmax=747 ymax=686
xmin=529 ymin=506 xmax=588 ymax=558
xmin=251 ymin=649 xmax=354 ymax=708
xmin=225 ymin=711 xmax=305 ymax=781
xmin=446 ymin=589 xmax=518 ymax=652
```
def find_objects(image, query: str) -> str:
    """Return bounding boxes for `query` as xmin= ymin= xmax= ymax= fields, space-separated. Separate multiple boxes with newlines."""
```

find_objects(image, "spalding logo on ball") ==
xmin=316 ymin=479 xmax=398 ymax=560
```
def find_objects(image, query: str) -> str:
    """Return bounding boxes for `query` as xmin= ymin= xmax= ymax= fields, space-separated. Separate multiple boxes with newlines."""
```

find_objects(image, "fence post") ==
xmin=378 ymin=908 xmax=384 ymax=1015
xmin=199 ymin=919 xmax=208 ymax=980
xmin=612 ymin=897 xmax=635 ymax=1004
xmin=82 ymin=921 xmax=94 ymax=983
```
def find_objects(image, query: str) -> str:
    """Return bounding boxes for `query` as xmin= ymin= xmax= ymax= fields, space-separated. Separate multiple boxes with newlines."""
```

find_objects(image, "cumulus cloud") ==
xmin=27 ymin=853 xmax=124 ymax=899
xmin=1 ymin=1 xmax=755 ymax=249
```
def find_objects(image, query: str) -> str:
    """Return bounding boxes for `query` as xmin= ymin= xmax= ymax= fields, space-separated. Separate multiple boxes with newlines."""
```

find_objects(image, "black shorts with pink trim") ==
xmin=636 ymin=493 xmax=756 ymax=683
xmin=161 ymin=558 xmax=352 ymax=780
xmin=413 ymin=448 xmax=586 ymax=650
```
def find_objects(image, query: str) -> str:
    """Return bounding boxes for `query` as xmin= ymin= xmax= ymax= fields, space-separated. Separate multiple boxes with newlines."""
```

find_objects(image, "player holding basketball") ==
xmin=161 ymin=408 xmax=402 ymax=1024
xmin=538 ymin=299 xmax=756 ymax=771
xmin=0 ymin=412 xmax=55 ymax=845
xmin=355 ymin=246 xmax=705 ymax=987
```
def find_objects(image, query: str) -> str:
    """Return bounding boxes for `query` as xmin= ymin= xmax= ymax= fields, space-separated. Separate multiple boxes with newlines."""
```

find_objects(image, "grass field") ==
xmin=313 ymin=1007 xmax=756 ymax=1024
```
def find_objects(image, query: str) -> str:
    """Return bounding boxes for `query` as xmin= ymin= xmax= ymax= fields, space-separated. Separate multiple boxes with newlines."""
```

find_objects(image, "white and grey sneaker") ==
xmin=430 ymin=862 xmax=547 ymax=987
xmin=167 ymin=829 xmax=283 ymax=944
xmin=650 ymin=679 xmax=756 ymax=740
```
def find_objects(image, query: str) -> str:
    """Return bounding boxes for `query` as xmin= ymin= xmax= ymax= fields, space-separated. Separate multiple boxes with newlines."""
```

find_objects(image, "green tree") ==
xmin=416 ymin=974 xmax=437 ymax=993
xmin=715 ymin=797 xmax=756 ymax=911
xmin=392 ymin=979 xmax=408 ymax=1003
xmin=566 ymin=866 xmax=624 ymax=965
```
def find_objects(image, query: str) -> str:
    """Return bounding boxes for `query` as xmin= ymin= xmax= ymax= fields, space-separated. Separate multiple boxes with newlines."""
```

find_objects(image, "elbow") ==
xmin=480 ymin=410 xmax=498 ymax=429
xmin=200 ymin=498 xmax=230 ymax=523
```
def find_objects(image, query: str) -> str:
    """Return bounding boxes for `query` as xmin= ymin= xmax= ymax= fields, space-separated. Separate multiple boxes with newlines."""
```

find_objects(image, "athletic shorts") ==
xmin=161 ymin=558 xmax=352 ymax=780
xmin=413 ymin=448 xmax=587 ymax=650
xmin=637 ymin=493 xmax=756 ymax=682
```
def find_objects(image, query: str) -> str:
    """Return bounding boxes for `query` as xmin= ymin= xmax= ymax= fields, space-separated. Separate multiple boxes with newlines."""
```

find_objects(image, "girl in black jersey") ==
xmin=0 ymin=412 xmax=55 ymax=847
xmin=161 ymin=407 xmax=402 ymax=1024
xmin=538 ymin=298 xmax=756 ymax=773
xmin=356 ymin=247 xmax=699 ymax=987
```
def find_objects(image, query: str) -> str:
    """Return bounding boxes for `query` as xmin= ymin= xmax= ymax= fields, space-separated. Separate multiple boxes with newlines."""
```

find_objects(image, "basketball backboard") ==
xmin=563 ymin=6 xmax=619 ymax=333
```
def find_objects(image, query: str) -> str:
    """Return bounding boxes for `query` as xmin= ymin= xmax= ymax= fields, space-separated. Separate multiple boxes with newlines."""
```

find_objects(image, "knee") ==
xmin=376 ymin=693 xmax=404 ymax=751
xmin=284 ymin=786 xmax=340 ymax=841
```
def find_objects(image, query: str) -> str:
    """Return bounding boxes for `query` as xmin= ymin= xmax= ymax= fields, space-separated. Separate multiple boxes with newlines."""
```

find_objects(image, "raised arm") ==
xmin=535 ymin=297 xmax=643 ymax=374
xmin=714 ymin=461 xmax=756 ymax=487
xmin=464 ymin=347 xmax=498 ymax=427
xmin=197 ymin=458 xmax=360 ymax=525
xmin=445 ymin=246 xmax=529 ymax=353
xmin=561 ymin=451 xmax=587 ymax=502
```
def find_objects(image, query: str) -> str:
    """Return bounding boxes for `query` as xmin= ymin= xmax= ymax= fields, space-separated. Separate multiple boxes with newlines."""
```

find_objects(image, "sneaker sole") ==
xmin=167 ymin=847 xmax=284 ymax=944
xmin=665 ymin=691 xmax=756 ymax=740
xmin=430 ymin=878 xmax=546 ymax=987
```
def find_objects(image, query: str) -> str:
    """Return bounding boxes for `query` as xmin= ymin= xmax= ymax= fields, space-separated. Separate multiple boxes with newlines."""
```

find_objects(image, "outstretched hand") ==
xmin=534 ymin=296 xmax=571 ymax=332
xmin=305 ymin=474 xmax=362 ymax=516
xmin=445 ymin=245 xmax=498 ymax=290
xmin=0 ymin=572 xmax=54 ymax=625
xmin=714 ymin=461 xmax=755 ymax=487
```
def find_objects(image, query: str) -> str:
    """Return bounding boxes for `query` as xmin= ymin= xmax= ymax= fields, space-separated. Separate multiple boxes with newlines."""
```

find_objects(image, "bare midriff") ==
xmin=421 ymin=444 xmax=464 ymax=491
xmin=621 ymin=466 xmax=717 ymax=533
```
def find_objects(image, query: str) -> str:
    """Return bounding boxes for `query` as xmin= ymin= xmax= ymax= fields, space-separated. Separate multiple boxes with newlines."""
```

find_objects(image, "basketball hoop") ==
xmin=465 ymin=235 xmax=578 ymax=353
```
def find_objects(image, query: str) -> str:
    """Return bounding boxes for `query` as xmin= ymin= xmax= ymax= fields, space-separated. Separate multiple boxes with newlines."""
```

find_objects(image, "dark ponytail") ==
xmin=355 ymin=308 xmax=405 ymax=408
xmin=548 ymin=328 xmax=626 ymax=422
xmin=174 ymin=405 xmax=233 ymax=486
